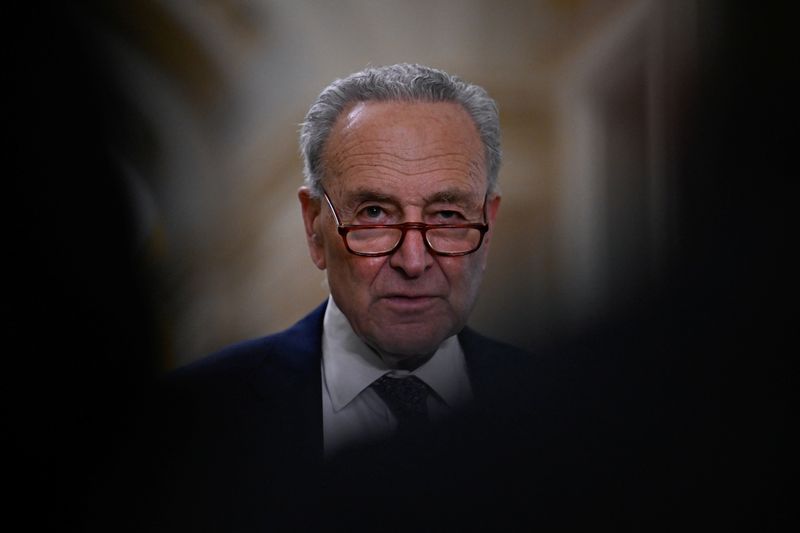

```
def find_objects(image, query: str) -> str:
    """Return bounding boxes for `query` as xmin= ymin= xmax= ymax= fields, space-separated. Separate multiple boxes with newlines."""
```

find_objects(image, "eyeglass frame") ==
xmin=320 ymin=187 xmax=490 ymax=257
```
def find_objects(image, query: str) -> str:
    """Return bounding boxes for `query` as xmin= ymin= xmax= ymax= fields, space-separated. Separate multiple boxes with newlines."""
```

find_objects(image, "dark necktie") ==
xmin=371 ymin=375 xmax=432 ymax=436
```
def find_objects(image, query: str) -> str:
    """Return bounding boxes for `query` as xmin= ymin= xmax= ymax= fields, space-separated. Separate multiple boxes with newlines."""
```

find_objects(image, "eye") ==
xmin=356 ymin=204 xmax=390 ymax=222
xmin=363 ymin=205 xmax=383 ymax=218
xmin=432 ymin=209 xmax=465 ymax=223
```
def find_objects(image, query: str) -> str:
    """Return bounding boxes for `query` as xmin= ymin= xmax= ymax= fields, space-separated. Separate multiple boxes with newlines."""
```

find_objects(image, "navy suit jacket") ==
xmin=88 ymin=294 xmax=720 ymax=531
xmin=116 ymin=301 xmax=595 ymax=531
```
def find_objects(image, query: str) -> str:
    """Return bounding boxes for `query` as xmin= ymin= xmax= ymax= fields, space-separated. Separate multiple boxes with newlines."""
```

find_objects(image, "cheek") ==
xmin=326 ymin=246 xmax=385 ymax=291
xmin=438 ymin=255 xmax=486 ymax=297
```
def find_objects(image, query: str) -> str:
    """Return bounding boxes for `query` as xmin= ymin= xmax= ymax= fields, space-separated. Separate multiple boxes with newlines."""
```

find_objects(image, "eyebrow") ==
xmin=341 ymin=186 xmax=481 ymax=208
xmin=424 ymin=189 xmax=478 ymax=206
xmin=341 ymin=189 xmax=397 ymax=207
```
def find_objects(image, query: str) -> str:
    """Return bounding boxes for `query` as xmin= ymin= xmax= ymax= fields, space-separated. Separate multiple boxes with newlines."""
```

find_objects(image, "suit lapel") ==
xmin=459 ymin=326 xmax=540 ymax=418
xmin=460 ymin=326 xmax=507 ymax=403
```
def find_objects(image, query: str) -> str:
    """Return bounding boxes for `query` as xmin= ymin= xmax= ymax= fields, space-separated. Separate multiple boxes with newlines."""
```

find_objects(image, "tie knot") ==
xmin=371 ymin=375 xmax=431 ymax=431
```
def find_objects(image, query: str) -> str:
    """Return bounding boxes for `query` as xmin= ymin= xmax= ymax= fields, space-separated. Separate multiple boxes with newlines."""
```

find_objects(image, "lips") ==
xmin=383 ymin=293 xmax=440 ymax=299
xmin=379 ymin=294 xmax=442 ymax=312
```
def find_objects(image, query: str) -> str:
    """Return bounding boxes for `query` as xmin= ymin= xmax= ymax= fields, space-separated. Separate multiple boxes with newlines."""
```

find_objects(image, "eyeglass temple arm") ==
xmin=321 ymin=189 xmax=343 ymax=226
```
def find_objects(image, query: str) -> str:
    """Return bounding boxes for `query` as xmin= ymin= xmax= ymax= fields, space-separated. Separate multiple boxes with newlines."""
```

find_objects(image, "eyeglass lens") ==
xmin=346 ymin=226 xmax=482 ymax=254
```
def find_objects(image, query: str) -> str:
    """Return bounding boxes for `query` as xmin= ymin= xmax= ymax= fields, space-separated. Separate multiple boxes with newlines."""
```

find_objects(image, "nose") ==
xmin=388 ymin=227 xmax=433 ymax=278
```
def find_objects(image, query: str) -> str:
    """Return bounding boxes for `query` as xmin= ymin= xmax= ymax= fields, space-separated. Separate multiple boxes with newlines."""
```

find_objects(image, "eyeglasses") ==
xmin=321 ymin=188 xmax=489 ymax=257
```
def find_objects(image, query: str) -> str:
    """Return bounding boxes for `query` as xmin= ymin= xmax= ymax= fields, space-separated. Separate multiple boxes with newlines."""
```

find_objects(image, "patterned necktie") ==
xmin=371 ymin=375 xmax=432 ymax=436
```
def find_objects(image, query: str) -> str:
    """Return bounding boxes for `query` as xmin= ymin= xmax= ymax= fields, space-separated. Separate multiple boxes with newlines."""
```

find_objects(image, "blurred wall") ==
xmin=73 ymin=0 xmax=698 ymax=368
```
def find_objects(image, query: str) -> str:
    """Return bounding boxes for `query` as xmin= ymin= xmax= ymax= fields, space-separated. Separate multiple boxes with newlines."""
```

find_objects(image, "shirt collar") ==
xmin=321 ymin=296 xmax=471 ymax=412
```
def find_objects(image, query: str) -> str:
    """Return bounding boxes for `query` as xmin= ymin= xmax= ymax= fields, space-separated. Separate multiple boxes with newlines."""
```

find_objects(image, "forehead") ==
xmin=322 ymin=100 xmax=487 ymax=200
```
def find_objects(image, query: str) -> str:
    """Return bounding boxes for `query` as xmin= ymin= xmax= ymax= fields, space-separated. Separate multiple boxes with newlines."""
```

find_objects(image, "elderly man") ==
xmin=123 ymin=64 xmax=553 ymax=531
xmin=296 ymin=63 xmax=516 ymax=456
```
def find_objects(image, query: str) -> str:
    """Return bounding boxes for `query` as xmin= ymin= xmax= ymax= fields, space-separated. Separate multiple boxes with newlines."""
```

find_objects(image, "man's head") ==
xmin=298 ymin=64 xmax=502 ymax=365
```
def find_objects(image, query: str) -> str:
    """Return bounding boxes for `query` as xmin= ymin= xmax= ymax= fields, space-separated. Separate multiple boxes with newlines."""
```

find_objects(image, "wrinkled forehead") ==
xmin=321 ymin=100 xmax=488 ymax=194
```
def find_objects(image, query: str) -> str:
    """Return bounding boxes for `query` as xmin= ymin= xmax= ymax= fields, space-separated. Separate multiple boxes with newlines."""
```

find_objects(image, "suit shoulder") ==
xmin=161 ymin=302 xmax=327 ymax=390
xmin=170 ymin=334 xmax=281 ymax=380
xmin=459 ymin=327 xmax=532 ymax=362
xmin=459 ymin=327 xmax=572 ymax=391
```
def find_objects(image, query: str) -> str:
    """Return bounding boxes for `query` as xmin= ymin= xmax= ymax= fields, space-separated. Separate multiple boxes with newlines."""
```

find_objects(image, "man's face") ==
xmin=299 ymin=101 xmax=500 ymax=361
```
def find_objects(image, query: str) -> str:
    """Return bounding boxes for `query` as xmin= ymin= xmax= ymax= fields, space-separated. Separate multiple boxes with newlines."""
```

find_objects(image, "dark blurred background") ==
xmin=5 ymin=1 xmax=790 ymax=529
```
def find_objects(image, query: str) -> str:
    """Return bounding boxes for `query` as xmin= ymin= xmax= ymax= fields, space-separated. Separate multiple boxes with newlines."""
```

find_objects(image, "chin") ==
xmin=368 ymin=325 xmax=455 ymax=359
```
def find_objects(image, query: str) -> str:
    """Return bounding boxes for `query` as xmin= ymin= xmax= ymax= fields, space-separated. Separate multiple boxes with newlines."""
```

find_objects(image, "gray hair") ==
xmin=299 ymin=63 xmax=501 ymax=197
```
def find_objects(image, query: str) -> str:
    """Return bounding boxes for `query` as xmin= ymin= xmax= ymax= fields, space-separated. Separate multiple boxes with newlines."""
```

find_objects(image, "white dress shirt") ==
xmin=321 ymin=296 xmax=473 ymax=458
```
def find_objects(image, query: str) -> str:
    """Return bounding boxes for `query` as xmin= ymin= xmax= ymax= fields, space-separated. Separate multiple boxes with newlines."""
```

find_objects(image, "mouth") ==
xmin=380 ymin=294 xmax=441 ymax=312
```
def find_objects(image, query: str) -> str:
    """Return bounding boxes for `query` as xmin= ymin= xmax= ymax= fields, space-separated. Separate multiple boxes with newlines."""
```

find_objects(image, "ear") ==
xmin=298 ymin=186 xmax=326 ymax=270
xmin=483 ymin=193 xmax=502 ymax=247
